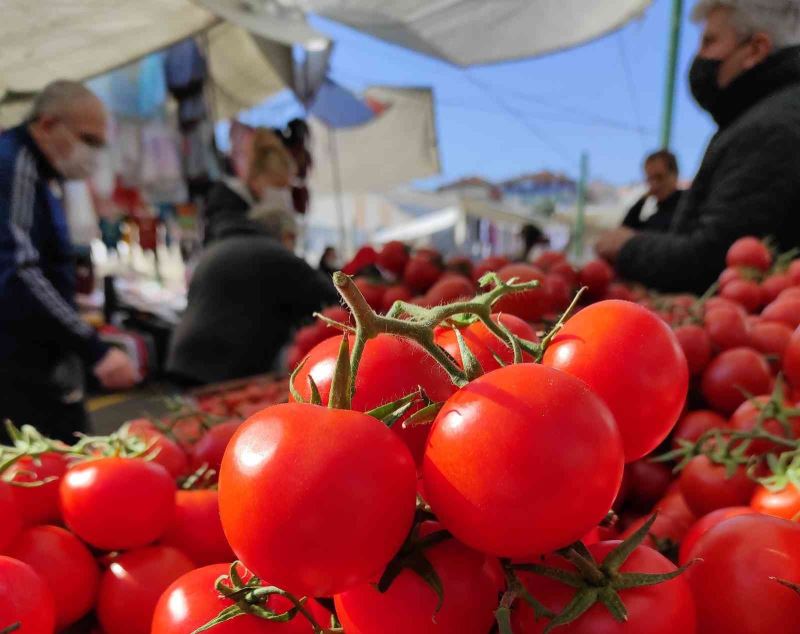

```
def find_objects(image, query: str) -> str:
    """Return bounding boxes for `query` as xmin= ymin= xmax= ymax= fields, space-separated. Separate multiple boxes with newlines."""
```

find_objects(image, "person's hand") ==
xmin=93 ymin=348 xmax=140 ymax=390
xmin=595 ymin=227 xmax=636 ymax=262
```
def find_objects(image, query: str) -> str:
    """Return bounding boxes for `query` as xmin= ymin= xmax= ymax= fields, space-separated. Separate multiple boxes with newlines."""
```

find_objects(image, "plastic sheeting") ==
xmin=301 ymin=0 xmax=652 ymax=66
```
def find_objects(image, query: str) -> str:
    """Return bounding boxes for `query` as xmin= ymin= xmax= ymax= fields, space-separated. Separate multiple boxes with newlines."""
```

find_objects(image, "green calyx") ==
xmin=191 ymin=562 xmax=341 ymax=634
xmin=505 ymin=515 xmax=694 ymax=633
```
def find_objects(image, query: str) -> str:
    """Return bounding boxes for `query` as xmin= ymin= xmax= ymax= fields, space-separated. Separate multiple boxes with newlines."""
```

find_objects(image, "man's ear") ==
xmin=35 ymin=113 xmax=59 ymax=132
xmin=745 ymin=31 xmax=774 ymax=69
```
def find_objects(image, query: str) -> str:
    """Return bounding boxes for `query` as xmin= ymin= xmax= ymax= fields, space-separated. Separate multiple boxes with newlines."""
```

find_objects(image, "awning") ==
xmin=301 ymin=0 xmax=653 ymax=66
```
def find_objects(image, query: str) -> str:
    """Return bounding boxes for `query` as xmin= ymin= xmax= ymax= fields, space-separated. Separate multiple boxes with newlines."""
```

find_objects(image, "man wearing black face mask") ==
xmin=0 ymin=80 xmax=139 ymax=443
xmin=596 ymin=0 xmax=800 ymax=293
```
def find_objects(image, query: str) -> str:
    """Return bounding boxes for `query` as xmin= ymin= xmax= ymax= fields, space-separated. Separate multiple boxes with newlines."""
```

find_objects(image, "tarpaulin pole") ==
xmin=660 ymin=0 xmax=684 ymax=149
xmin=573 ymin=151 xmax=589 ymax=259
xmin=327 ymin=126 xmax=348 ymax=256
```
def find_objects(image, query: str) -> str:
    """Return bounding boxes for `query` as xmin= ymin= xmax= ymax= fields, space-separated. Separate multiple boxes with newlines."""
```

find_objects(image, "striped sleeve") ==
xmin=8 ymin=148 xmax=106 ymax=361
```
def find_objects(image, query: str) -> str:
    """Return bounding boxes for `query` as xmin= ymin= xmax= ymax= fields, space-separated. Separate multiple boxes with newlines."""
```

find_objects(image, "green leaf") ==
xmin=403 ymin=402 xmax=443 ymax=428
xmin=542 ymin=588 xmax=598 ymax=634
xmin=288 ymin=357 xmax=308 ymax=404
xmin=365 ymin=390 xmax=421 ymax=422
xmin=495 ymin=605 xmax=515 ymax=634
xmin=602 ymin=514 xmax=657 ymax=573
xmin=307 ymin=376 xmax=322 ymax=406
xmin=0 ymin=623 xmax=21 ymax=634
xmin=328 ymin=336 xmax=352 ymax=410
xmin=191 ymin=605 xmax=247 ymax=633
xmin=407 ymin=554 xmax=445 ymax=614
xmin=454 ymin=328 xmax=484 ymax=380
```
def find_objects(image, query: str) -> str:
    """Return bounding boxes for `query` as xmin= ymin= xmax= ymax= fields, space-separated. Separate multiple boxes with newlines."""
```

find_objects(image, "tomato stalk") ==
xmin=0 ymin=624 xmax=20 ymax=634
xmin=504 ymin=516 xmax=695 ymax=633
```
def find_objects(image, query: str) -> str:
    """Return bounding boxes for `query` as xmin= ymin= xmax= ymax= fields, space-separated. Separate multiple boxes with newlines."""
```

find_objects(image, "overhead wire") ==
xmin=616 ymin=32 xmax=649 ymax=152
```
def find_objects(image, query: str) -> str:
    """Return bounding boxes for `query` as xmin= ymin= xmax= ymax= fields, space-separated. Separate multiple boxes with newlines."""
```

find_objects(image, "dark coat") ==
xmin=617 ymin=46 xmax=800 ymax=293
xmin=621 ymin=190 xmax=683 ymax=233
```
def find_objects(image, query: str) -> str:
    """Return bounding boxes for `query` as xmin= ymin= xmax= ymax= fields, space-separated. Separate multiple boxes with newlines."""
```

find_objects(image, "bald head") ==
xmin=28 ymin=80 xmax=107 ymax=179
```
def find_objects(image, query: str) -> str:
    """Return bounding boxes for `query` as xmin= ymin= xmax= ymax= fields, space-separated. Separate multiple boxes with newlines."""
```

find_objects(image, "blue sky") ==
xmin=297 ymin=0 xmax=716 ymax=188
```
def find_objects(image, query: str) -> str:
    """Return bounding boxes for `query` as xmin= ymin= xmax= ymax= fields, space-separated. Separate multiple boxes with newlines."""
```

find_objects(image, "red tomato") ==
xmin=785 ymin=326 xmax=800 ymax=388
xmin=718 ymin=266 xmax=744 ymax=287
xmin=778 ymin=286 xmax=800 ymax=301
xmin=423 ymin=275 xmax=475 ymax=306
xmin=493 ymin=264 xmax=549 ymax=322
xmin=701 ymin=347 xmax=772 ymax=414
xmin=730 ymin=395 xmax=800 ymax=456
xmin=761 ymin=297 xmax=800 ymax=328
xmin=59 ymin=457 xmax=176 ymax=551
xmin=749 ymin=320 xmax=793 ymax=370
xmin=422 ymin=363 xmax=624 ymax=557
xmin=621 ymin=512 xmax=689 ymax=549
xmin=152 ymin=563 xmax=330 ymax=634
xmin=377 ymin=241 xmax=410 ymax=277
xmin=6 ymin=452 xmax=67 ymax=526
xmin=219 ymin=403 xmax=417 ymax=597
xmin=0 ymin=482 xmax=22 ymax=551
xmin=674 ymin=324 xmax=712 ymax=375
xmin=381 ymin=284 xmax=413 ymax=313
xmin=544 ymin=300 xmax=689 ymax=461
xmin=752 ymin=484 xmax=800 ymax=520
xmin=679 ymin=456 xmax=756 ymax=517
xmin=97 ymin=546 xmax=194 ymax=634
xmin=623 ymin=460 xmax=673 ymax=512
xmin=354 ymin=278 xmax=386 ymax=311
xmin=8 ymin=525 xmax=99 ymax=628
xmin=334 ymin=529 xmax=499 ymax=634
xmin=543 ymin=273 xmax=571 ymax=314
xmin=404 ymin=256 xmax=442 ymax=294
xmin=126 ymin=423 xmax=188 ymax=479
xmin=704 ymin=306 xmax=750 ymax=350
xmin=160 ymin=489 xmax=234 ymax=566
xmin=678 ymin=506 xmax=757 ymax=565
xmin=512 ymin=541 xmax=696 ymax=633
xmin=672 ymin=410 xmax=727 ymax=448
xmin=446 ymin=255 xmax=474 ymax=278
xmin=721 ymin=279 xmax=763 ymax=313
xmin=686 ymin=514 xmax=800 ymax=633
xmin=532 ymin=250 xmax=566 ymax=271
xmin=603 ymin=282 xmax=635 ymax=302
xmin=705 ymin=296 xmax=747 ymax=316
xmin=789 ymin=260 xmax=800 ymax=284
xmin=654 ymin=491 xmax=696 ymax=529
xmin=578 ymin=259 xmax=614 ymax=297
xmin=726 ymin=236 xmax=772 ymax=271
xmin=435 ymin=313 xmax=537 ymax=373
xmin=294 ymin=334 xmax=456 ymax=465
xmin=761 ymin=273 xmax=792 ymax=303
xmin=0 ymin=555 xmax=55 ymax=633
xmin=472 ymin=256 xmax=510 ymax=283
xmin=293 ymin=323 xmax=334 ymax=355
xmin=190 ymin=421 xmax=241 ymax=473
xmin=549 ymin=260 xmax=578 ymax=287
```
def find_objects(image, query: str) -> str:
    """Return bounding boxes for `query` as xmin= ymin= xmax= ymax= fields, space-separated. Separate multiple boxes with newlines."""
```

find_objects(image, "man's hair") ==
xmin=249 ymin=205 xmax=298 ymax=239
xmin=28 ymin=80 xmax=97 ymax=121
xmin=645 ymin=150 xmax=679 ymax=174
xmin=692 ymin=0 xmax=800 ymax=48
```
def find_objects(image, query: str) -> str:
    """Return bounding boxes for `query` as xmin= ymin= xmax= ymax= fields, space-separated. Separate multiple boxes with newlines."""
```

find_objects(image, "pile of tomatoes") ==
xmin=2 ymin=235 xmax=800 ymax=634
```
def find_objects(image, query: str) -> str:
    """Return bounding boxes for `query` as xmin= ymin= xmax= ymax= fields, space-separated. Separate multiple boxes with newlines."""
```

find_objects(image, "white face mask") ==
xmin=260 ymin=186 xmax=293 ymax=213
xmin=55 ymin=141 xmax=99 ymax=180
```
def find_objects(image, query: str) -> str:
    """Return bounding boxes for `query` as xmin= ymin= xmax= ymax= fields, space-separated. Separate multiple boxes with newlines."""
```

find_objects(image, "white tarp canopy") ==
xmin=299 ymin=0 xmax=653 ymax=66
xmin=308 ymin=86 xmax=439 ymax=193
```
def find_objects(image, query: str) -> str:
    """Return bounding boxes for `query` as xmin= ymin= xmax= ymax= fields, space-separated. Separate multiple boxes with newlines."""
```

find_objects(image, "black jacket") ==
xmin=202 ymin=179 xmax=252 ymax=245
xmin=622 ymin=190 xmax=683 ymax=233
xmin=617 ymin=47 xmax=800 ymax=293
xmin=167 ymin=219 xmax=337 ymax=384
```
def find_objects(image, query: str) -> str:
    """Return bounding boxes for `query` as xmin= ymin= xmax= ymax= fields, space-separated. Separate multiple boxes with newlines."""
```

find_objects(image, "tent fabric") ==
xmin=300 ymin=0 xmax=652 ymax=66
xmin=0 ymin=0 xmax=218 ymax=95
xmin=308 ymin=79 xmax=376 ymax=128
xmin=309 ymin=87 xmax=440 ymax=193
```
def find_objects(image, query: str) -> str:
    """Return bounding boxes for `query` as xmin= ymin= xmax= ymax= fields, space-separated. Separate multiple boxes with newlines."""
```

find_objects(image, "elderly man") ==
xmin=597 ymin=0 xmax=800 ymax=293
xmin=621 ymin=150 xmax=683 ymax=232
xmin=0 ymin=81 xmax=138 ymax=442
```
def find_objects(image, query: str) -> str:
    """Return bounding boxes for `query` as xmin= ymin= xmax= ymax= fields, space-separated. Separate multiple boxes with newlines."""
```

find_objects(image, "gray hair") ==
xmin=248 ymin=205 xmax=298 ymax=239
xmin=28 ymin=80 xmax=97 ymax=120
xmin=692 ymin=1 xmax=800 ymax=47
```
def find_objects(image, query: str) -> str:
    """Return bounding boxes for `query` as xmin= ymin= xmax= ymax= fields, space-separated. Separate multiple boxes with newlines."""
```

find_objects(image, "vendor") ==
xmin=202 ymin=128 xmax=295 ymax=245
xmin=167 ymin=205 xmax=337 ymax=385
xmin=596 ymin=0 xmax=800 ymax=293
xmin=621 ymin=150 xmax=683 ymax=233
xmin=0 ymin=81 xmax=138 ymax=443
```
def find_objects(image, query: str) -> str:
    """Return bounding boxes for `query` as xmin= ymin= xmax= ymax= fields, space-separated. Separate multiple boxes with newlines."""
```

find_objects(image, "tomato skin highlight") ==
xmin=422 ymin=363 xmax=624 ymax=558
xmin=152 ymin=564 xmax=329 ymax=634
xmin=686 ymin=514 xmax=800 ymax=634
xmin=334 ymin=532 xmax=499 ymax=634
xmin=512 ymin=542 xmax=697 ymax=633
xmin=219 ymin=403 xmax=417 ymax=597
xmin=678 ymin=506 xmax=757 ymax=565
xmin=0 ymin=555 xmax=56 ymax=634
xmin=543 ymin=300 xmax=688 ymax=461
xmin=751 ymin=484 xmax=800 ymax=521
xmin=59 ymin=457 xmax=177 ymax=551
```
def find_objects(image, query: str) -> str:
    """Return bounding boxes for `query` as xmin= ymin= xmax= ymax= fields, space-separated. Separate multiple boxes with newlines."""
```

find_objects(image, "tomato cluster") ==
xmin=3 ymin=236 xmax=800 ymax=634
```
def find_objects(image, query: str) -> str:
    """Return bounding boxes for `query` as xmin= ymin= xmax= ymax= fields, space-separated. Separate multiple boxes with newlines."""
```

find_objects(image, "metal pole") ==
xmin=573 ymin=151 xmax=589 ymax=259
xmin=327 ymin=126 xmax=348 ymax=256
xmin=661 ymin=0 xmax=684 ymax=149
